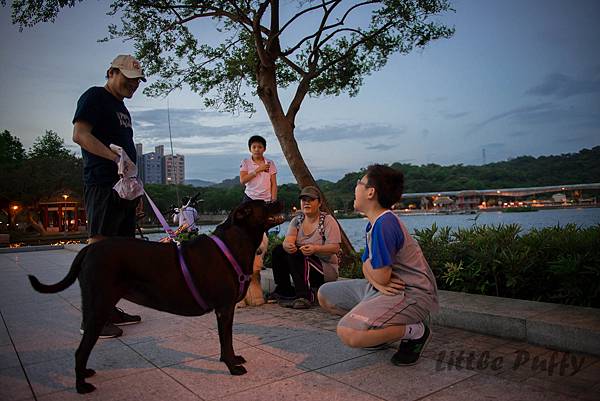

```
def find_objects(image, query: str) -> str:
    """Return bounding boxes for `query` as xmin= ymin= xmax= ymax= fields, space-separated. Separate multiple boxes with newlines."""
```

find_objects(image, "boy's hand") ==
xmin=372 ymin=277 xmax=406 ymax=296
xmin=256 ymin=163 xmax=270 ymax=173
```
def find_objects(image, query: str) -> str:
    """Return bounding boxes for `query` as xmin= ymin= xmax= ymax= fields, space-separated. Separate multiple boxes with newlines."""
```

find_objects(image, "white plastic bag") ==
xmin=110 ymin=144 xmax=144 ymax=200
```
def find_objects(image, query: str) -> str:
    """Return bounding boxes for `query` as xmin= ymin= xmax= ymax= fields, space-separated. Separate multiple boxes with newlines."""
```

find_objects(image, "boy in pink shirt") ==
xmin=239 ymin=135 xmax=277 ymax=202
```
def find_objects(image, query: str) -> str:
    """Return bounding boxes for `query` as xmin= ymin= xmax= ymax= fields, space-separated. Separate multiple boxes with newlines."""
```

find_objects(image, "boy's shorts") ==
xmin=84 ymin=185 xmax=137 ymax=238
xmin=319 ymin=279 xmax=430 ymax=331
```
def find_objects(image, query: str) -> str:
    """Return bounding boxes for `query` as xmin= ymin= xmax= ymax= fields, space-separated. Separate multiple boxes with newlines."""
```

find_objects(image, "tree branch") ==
xmin=315 ymin=19 xmax=398 ymax=75
xmin=252 ymin=0 xmax=272 ymax=66
xmin=277 ymin=0 xmax=338 ymax=38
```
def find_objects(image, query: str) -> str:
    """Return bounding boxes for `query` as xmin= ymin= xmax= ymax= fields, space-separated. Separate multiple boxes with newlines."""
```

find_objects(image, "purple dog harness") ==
xmin=144 ymin=190 xmax=251 ymax=310
xmin=177 ymin=235 xmax=252 ymax=311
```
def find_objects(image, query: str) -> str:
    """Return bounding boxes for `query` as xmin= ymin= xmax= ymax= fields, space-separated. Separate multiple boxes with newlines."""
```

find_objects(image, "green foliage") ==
xmin=0 ymin=129 xmax=82 ymax=206
xmin=5 ymin=1 xmax=455 ymax=114
xmin=0 ymin=130 xmax=26 ymax=168
xmin=414 ymin=223 xmax=600 ymax=307
xmin=390 ymin=146 xmax=600 ymax=192
xmin=28 ymin=130 xmax=74 ymax=159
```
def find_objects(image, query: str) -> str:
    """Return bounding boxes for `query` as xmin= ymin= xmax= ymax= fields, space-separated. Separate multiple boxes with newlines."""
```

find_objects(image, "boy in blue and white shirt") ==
xmin=318 ymin=164 xmax=438 ymax=366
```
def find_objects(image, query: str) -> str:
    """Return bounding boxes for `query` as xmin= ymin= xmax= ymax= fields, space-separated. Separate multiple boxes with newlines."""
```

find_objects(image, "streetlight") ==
xmin=62 ymin=194 xmax=69 ymax=232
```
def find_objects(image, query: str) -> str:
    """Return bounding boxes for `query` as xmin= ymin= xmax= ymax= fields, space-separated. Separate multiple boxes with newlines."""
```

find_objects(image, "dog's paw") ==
xmin=232 ymin=355 xmax=246 ymax=365
xmin=229 ymin=364 xmax=247 ymax=375
xmin=76 ymin=381 xmax=96 ymax=394
xmin=84 ymin=368 xmax=96 ymax=378
xmin=220 ymin=354 xmax=246 ymax=365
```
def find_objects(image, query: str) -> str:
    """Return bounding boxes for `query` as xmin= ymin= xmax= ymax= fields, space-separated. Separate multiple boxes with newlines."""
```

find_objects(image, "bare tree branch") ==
xmin=252 ymin=0 xmax=272 ymax=66
xmin=277 ymin=0 xmax=338 ymax=38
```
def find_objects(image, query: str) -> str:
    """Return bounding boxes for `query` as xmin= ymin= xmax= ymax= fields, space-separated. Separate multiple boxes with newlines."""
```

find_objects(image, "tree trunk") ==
xmin=255 ymin=68 xmax=355 ymax=258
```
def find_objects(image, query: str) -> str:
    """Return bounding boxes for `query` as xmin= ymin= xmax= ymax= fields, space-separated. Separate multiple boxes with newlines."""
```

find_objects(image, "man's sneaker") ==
xmin=110 ymin=307 xmax=141 ymax=326
xmin=391 ymin=325 xmax=431 ymax=366
xmin=80 ymin=322 xmax=123 ymax=339
xmin=267 ymin=291 xmax=295 ymax=304
xmin=280 ymin=297 xmax=312 ymax=309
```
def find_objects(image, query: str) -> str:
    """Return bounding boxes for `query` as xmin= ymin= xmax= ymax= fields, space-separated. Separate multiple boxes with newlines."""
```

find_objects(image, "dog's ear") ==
xmin=233 ymin=204 xmax=252 ymax=222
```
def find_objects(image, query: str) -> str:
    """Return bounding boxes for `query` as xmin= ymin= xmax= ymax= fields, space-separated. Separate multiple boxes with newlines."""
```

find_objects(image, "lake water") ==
xmin=145 ymin=207 xmax=600 ymax=250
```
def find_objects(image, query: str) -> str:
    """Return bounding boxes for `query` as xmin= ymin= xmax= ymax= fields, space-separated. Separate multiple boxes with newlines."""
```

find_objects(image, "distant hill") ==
xmin=213 ymin=176 xmax=241 ymax=188
xmin=184 ymin=179 xmax=216 ymax=187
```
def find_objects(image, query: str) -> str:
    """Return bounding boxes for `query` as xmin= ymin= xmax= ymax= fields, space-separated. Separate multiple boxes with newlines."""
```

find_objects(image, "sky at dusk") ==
xmin=1 ymin=0 xmax=599 ymax=184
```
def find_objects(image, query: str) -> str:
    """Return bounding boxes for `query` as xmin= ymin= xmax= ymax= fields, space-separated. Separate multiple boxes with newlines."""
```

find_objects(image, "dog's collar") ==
xmin=209 ymin=234 xmax=252 ymax=300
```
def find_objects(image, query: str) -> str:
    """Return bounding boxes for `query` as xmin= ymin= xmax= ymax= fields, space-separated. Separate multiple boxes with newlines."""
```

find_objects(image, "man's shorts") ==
xmin=318 ymin=279 xmax=430 ymax=331
xmin=84 ymin=185 xmax=137 ymax=238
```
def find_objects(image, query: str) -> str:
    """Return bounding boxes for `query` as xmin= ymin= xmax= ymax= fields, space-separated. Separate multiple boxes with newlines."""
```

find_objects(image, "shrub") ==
xmin=414 ymin=223 xmax=600 ymax=307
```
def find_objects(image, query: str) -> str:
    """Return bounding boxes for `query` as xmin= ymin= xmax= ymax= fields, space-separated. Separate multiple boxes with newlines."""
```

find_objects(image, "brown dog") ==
xmin=28 ymin=200 xmax=284 ymax=393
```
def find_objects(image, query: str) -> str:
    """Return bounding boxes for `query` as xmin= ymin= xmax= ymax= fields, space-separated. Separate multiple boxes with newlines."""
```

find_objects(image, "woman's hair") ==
xmin=365 ymin=164 xmax=404 ymax=209
xmin=248 ymin=135 xmax=267 ymax=149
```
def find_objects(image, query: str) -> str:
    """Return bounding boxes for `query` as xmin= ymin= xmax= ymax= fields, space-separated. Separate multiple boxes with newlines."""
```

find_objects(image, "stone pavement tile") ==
xmin=0 ymin=344 xmax=21 ymax=370
xmin=256 ymin=329 xmax=371 ymax=370
xmin=15 ymin=336 xmax=123 ymax=367
xmin=493 ymin=340 xmax=555 ymax=357
xmin=130 ymin=331 xmax=249 ymax=368
xmin=117 ymin=315 xmax=209 ymax=346
xmin=317 ymin=350 xmax=476 ymax=401
xmin=162 ymin=346 xmax=307 ymax=400
xmin=571 ymin=359 xmax=600 ymax=383
xmin=522 ymin=353 xmax=600 ymax=399
xmin=420 ymin=373 xmax=573 ymax=401
xmin=0 ymin=366 xmax=33 ymax=401
xmin=37 ymin=369 xmax=201 ymax=401
xmin=577 ymin=381 xmax=600 ymax=401
xmin=0 ymin=324 xmax=10 ymax=347
xmin=220 ymin=371 xmax=385 ymax=401
xmin=199 ymin=307 xmax=284 ymax=331
xmin=115 ymin=299 xmax=187 ymax=323
xmin=22 ymin=341 xmax=154 ymax=397
xmin=229 ymin=317 xmax=314 ymax=346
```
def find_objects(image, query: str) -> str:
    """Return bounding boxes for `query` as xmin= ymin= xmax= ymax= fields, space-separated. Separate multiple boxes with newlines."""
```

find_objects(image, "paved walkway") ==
xmin=1 ymin=248 xmax=598 ymax=401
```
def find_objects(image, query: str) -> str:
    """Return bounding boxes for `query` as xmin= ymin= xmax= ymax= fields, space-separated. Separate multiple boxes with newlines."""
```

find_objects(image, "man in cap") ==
xmin=72 ymin=55 xmax=146 ymax=338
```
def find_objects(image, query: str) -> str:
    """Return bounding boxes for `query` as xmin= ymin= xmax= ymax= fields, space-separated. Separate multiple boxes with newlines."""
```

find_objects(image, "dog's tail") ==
xmin=28 ymin=245 xmax=90 ymax=294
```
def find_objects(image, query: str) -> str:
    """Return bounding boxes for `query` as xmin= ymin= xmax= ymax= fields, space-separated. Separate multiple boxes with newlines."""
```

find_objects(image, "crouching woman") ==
xmin=270 ymin=186 xmax=341 ymax=309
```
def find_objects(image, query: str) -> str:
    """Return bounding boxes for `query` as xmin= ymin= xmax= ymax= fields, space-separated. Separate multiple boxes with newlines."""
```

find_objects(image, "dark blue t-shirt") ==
xmin=73 ymin=86 xmax=137 ymax=186
xmin=361 ymin=211 xmax=405 ymax=269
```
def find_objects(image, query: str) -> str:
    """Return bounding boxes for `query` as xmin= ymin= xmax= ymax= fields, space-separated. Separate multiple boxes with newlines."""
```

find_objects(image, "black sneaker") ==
xmin=110 ymin=307 xmax=141 ymax=326
xmin=80 ymin=322 xmax=123 ymax=339
xmin=280 ymin=297 xmax=312 ymax=309
xmin=391 ymin=325 xmax=431 ymax=366
xmin=267 ymin=291 xmax=295 ymax=304
xmin=291 ymin=297 xmax=312 ymax=309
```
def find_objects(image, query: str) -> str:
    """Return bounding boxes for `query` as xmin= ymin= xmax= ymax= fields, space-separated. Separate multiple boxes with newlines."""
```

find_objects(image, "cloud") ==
xmin=481 ymin=142 xmax=506 ymax=149
xmin=131 ymin=108 xmax=271 ymax=141
xmin=444 ymin=111 xmax=470 ymax=119
xmin=507 ymin=131 xmax=529 ymax=138
xmin=295 ymin=123 xmax=404 ymax=142
xmin=526 ymin=70 xmax=600 ymax=98
xmin=365 ymin=143 xmax=396 ymax=151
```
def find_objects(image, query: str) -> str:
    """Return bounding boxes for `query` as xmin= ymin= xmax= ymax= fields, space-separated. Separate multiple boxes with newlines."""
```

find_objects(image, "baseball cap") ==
xmin=110 ymin=55 xmax=146 ymax=82
xmin=299 ymin=186 xmax=321 ymax=200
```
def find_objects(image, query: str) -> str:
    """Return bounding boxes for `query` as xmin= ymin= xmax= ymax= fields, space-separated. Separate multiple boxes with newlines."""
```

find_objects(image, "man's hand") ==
xmin=136 ymin=198 xmax=145 ymax=219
